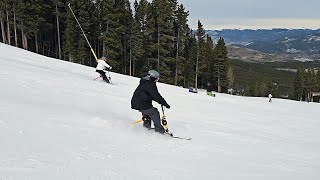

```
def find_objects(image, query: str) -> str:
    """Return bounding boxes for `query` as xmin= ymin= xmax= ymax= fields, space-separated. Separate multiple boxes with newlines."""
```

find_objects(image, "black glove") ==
xmin=165 ymin=104 xmax=170 ymax=109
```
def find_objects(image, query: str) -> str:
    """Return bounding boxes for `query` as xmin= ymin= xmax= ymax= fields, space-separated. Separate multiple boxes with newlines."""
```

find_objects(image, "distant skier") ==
xmin=131 ymin=70 xmax=170 ymax=134
xmin=206 ymin=82 xmax=215 ymax=97
xmin=95 ymin=56 xmax=112 ymax=83
xmin=268 ymin=93 xmax=273 ymax=102
xmin=188 ymin=87 xmax=197 ymax=93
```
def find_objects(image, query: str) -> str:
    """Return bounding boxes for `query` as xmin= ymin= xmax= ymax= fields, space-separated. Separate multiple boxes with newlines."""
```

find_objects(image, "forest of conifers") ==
xmin=0 ymin=0 xmax=231 ymax=89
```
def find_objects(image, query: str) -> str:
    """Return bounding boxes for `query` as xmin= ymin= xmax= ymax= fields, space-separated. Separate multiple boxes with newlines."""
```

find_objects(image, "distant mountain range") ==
xmin=207 ymin=29 xmax=320 ymax=62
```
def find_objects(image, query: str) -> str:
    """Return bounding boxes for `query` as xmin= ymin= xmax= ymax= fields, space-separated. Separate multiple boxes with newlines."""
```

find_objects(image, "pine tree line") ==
xmin=293 ymin=68 xmax=320 ymax=102
xmin=0 ymin=0 xmax=231 ymax=91
xmin=243 ymin=80 xmax=278 ymax=97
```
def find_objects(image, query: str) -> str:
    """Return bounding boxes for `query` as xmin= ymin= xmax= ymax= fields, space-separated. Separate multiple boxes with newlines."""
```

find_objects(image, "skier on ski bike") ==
xmin=131 ymin=70 xmax=170 ymax=134
xmin=95 ymin=56 xmax=112 ymax=83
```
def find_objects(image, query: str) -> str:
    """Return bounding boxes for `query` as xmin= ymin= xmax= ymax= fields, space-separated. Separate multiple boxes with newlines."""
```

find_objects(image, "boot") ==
xmin=142 ymin=115 xmax=152 ymax=129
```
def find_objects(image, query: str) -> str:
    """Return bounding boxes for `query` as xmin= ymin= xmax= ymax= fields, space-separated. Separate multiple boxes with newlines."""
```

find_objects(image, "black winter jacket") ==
xmin=207 ymin=84 xmax=213 ymax=92
xmin=131 ymin=78 xmax=169 ymax=110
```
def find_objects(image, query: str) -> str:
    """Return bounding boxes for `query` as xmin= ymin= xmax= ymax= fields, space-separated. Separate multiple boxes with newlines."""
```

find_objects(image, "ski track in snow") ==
xmin=1 ymin=43 xmax=320 ymax=180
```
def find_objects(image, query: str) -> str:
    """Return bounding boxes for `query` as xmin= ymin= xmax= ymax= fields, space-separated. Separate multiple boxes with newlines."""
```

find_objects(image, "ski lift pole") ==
xmin=161 ymin=106 xmax=169 ymax=133
xmin=68 ymin=3 xmax=98 ymax=61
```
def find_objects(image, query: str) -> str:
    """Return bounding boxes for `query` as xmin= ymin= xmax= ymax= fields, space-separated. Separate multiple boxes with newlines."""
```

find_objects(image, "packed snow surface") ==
xmin=0 ymin=43 xmax=320 ymax=180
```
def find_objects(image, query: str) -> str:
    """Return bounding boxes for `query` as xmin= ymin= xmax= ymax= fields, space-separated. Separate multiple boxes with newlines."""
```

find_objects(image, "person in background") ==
xmin=95 ymin=56 xmax=112 ymax=83
xmin=206 ymin=82 xmax=215 ymax=97
xmin=188 ymin=87 xmax=197 ymax=93
xmin=268 ymin=93 xmax=273 ymax=102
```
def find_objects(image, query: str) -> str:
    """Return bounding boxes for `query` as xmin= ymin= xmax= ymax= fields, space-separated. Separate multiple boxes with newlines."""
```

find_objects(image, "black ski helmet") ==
xmin=148 ymin=70 xmax=160 ymax=81
xmin=142 ymin=70 xmax=160 ymax=81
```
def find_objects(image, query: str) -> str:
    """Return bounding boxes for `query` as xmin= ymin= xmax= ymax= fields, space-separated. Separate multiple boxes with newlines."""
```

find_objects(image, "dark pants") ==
xmin=96 ymin=70 xmax=109 ymax=83
xmin=140 ymin=107 xmax=165 ymax=134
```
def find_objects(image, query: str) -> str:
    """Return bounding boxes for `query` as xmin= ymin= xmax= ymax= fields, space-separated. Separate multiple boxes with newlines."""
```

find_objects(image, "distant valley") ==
xmin=207 ymin=29 xmax=320 ymax=62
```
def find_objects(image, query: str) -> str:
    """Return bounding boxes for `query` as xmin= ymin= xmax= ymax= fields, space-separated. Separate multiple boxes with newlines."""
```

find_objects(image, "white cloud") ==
xmin=189 ymin=18 xmax=320 ymax=30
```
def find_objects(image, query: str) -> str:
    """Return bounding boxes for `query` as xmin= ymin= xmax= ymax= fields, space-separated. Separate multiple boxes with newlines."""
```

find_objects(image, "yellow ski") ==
xmin=132 ymin=119 xmax=143 ymax=124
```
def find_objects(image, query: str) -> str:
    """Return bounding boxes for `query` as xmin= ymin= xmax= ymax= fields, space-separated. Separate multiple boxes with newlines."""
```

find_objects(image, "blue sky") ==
xmin=130 ymin=0 xmax=320 ymax=29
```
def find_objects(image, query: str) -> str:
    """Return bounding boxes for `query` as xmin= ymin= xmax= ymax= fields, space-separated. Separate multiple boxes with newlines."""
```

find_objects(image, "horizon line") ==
xmin=202 ymin=27 xmax=320 ymax=31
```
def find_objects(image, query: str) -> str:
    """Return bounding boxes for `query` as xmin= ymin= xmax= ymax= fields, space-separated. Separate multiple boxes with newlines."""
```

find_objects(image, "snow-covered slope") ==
xmin=1 ymin=43 xmax=320 ymax=180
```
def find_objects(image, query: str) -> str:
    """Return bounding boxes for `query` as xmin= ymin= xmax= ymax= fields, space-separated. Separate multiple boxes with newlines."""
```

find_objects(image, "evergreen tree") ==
xmin=183 ymin=30 xmax=197 ymax=88
xmin=12 ymin=0 xmax=18 ymax=47
xmin=304 ymin=69 xmax=318 ymax=101
xmin=42 ymin=2 xmax=55 ymax=55
xmin=227 ymin=66 xmax=235 ymax=89
xmin=148 ymin=0 xmax=175 ymax=84
xmin=253 ymin=82 xmax=260 ymax=97
xmin=130 ymin=0 xmax=145 ymax=76
xmin=0 ymin=1 xmax=6 ymax=44
xmin=293 ymin=69 xmax=306 ymax=101
xmin=317 ymin=71 xmax=320 ymax=91
xmin=16 ymin=0 xmax=47 ymax=51
xmin=213 ymin=37 xmax=230 ymax=92
xmin=173 ymin=3 xmax=189 ymax=85
xmin=195 ymin=20 xmax=206 ymax=89
xmin=118 ymin=0 xmax=133 ymax=74
xmin=64 ymin=0 xmax=78 ymax=62
xmin=76 ymin=0 xmax=93 ymax=65
xmin=98 ymin=0 xmax=121 ymax=70
xmin=54 ymin=0 xmax=65 ymax=59
xmin=203 ymin=34 xmax=214 ymax=84
xmin=87 ymin=1 xmax=101 ymax=64
xmin=0 ymin=0 xmax=10 ymax=44
xmin=142 ymin=0 xmax=156 ymax=72
xmin=244 ymin=84 xmax=254 ymax=96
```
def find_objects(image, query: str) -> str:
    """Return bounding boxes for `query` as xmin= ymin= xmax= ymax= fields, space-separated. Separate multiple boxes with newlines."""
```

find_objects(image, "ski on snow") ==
xmin=165 ymin=132 xmax=192 ymax=140
xmin=147 ymin=128 xmax=191 ymax=140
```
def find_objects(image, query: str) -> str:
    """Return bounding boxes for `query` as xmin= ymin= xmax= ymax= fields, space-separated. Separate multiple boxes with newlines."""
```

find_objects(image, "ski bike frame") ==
xmin=161 ymin=106 xmax=170 ymax=133
xmin=132 ymin=106 xmax=169 ymax=127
